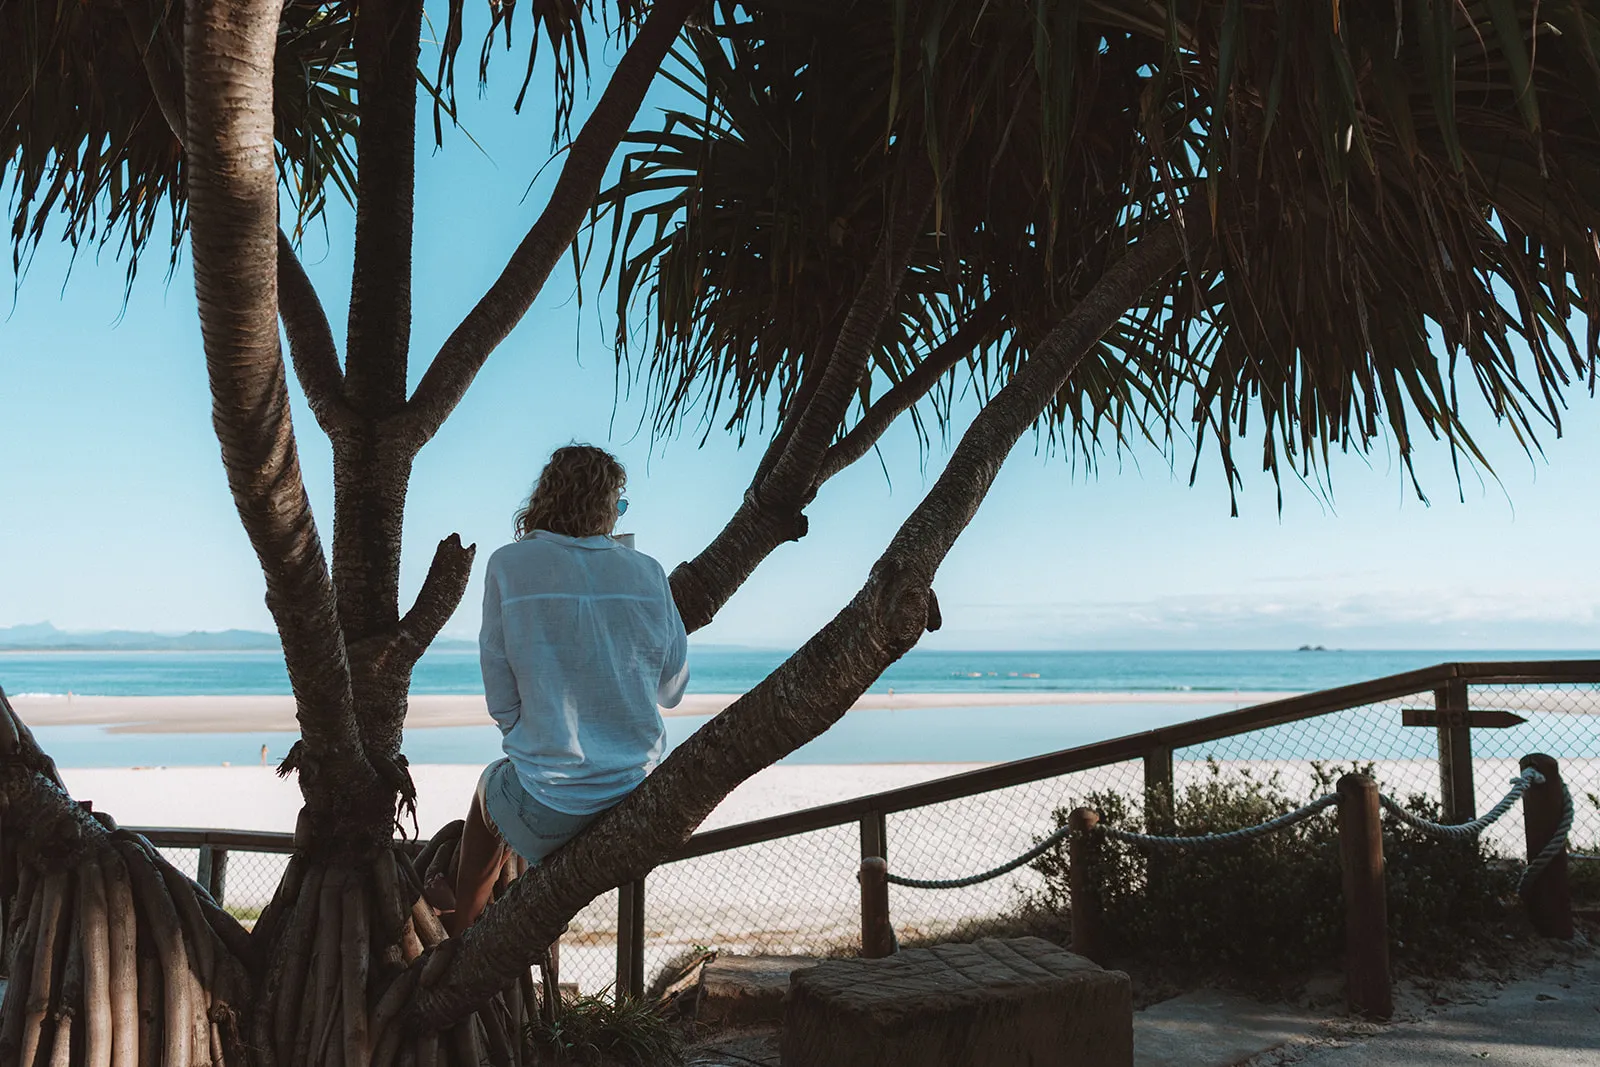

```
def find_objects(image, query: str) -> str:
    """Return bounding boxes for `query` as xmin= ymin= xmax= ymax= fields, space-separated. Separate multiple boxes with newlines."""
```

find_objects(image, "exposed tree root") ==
xmin=0 ymin=831 xmax=256 ymax=1067
xmin=0 ymin=689 xmax=541 ymax=1067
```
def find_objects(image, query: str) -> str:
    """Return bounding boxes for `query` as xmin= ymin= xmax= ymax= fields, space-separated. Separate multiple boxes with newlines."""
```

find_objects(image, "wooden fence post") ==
xmin=1337 ymin=773 xmax=1391 ymax=1019
xmin=859 ymin=810 xmax=887 ymax=864
xmin=1519 ymin=754 xmax=1573 ymax=939
xmin=1066 ymin=808 xmax=1105 ymax=964
xmin=196 ymin=846 xmax=229 ymax=905
xmin=1435 ymin=680 xmax=1476 ymax=824
xmin=859 ymin=857 xmax=894 ymax=959
xmin=616 ymin=877 xmax=646 ymax=999
xmin=1142 ymin=746 xmax=1174 ymax=830
xmin=1143 ymin=745 xmax=1174 ymax=898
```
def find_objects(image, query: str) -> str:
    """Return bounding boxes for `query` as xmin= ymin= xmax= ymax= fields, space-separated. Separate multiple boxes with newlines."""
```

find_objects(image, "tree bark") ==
xmin=328 ymin=0 xmax=426 ymax=773
xmin=125 ymin=1 xmax=356 ymax=455
xmin=414 ymin=213 xmax=1192 ymax=1025
xmin=345 ymin=0 xmax=420 ymax=418
xmin=277 ymin=229 xmax=353 ymax=437
xmin=398 ymin=0 xmax=702 ymax=453
xmin=184 ymin=0 xmax=373 ymax=829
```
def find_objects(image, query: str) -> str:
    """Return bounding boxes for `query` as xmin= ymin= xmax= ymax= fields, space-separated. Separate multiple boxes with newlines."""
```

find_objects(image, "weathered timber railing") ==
xmin=131 ymin=658 xmax=1600 ymax=999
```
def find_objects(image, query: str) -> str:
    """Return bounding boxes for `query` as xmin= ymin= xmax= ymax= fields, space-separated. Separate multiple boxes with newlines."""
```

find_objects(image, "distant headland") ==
xmin=0 ymin=622 xmax=475 ymax=653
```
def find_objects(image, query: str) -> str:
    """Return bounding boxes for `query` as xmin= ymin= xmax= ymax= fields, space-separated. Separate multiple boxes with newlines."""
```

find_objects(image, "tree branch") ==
xmin=816 ymin=296 xmax=1006 ymax=486
xmin=753 ymin=166 xmax=938 ymax=509
xmin=343 ymin=534 xmax=475 ymax=781
xmin=277 ymin=230 xmax=353 ymax=435
xmin=413 ymin=212 xmax=1193 ymax=1025
xmin=665 ymin=175 xmax=938 ymax=631
xmin=667 ymin=495 xmax=810 ymax=634
xmin=185 ymin=0 xmax=371 ymax=823
xmin=396 ymin=0 xmax=701 ymax=452
xmin=328 ymin=0 xmax=427 ymax=740
xmin=345 ymin=0 xmax=422 ymax=418
xmin=125 ymin=3 xmax=354 ymax=442
xmin=391 ymin=535 xmax=477 ymax=674
xmin=747 ymin=324 xmax=839 ymax=492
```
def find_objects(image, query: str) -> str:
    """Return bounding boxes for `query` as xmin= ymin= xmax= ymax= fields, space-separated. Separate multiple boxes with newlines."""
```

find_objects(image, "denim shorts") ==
xmin=477 ymin=758 xmax=599 ymax=865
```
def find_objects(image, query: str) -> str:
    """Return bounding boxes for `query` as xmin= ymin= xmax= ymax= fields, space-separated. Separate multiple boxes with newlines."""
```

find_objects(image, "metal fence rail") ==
xmin=130 ymin=659 xmax=1600 ymax=999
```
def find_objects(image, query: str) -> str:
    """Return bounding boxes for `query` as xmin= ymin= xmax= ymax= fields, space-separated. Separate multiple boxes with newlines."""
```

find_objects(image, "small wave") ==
xmin=10 ymin=692 xmax=69 ymax=699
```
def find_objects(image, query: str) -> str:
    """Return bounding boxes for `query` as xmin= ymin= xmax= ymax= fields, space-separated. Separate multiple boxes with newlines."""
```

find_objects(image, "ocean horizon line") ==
xmin=6 ymin=644 xmax=1600 ymax=655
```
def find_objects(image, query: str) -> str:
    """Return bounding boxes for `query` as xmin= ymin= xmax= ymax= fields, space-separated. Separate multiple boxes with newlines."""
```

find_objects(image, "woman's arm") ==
xmin=657 ymin=570 xmax=690 ymax=709
xmin=479 ymin=564 xmax=522 ymax=734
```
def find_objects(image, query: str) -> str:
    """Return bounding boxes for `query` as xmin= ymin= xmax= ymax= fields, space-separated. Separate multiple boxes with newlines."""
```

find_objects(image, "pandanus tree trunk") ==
xmin=0 ymin=212 xmax=1191 ymax=1063
xmin=4 ymin=0 xmax=1195 ymax=1060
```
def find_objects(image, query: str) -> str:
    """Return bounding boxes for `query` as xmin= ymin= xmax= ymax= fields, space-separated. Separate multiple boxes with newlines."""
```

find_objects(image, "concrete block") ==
xmin=699 ymin=955 xmax=817 ymax=1026
xmin=781 ymin=937 xmax=1132 ymax=1067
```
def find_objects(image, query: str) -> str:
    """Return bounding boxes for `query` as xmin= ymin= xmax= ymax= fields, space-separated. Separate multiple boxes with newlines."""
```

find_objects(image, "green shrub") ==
xmin=1027 ymin=761 xmax=1516 ymax=983
xmin=524 ymin=993 xmax=683 ymax=1067
xmin=1575 ymin=793 xmax=1600 ymax=902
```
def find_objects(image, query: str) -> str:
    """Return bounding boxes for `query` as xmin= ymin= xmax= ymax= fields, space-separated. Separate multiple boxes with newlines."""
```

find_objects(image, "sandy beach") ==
xmin=12 ymin=689 xmax=1296 ymax=733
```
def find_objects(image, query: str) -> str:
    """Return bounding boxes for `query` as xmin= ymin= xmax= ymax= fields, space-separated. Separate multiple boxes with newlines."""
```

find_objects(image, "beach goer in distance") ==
xmin=439 ymin=444 xmax=690 ymax=937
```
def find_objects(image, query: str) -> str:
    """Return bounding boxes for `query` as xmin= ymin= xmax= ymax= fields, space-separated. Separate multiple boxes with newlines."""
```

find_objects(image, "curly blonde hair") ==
xmin=514 ymin=445 xmax=626 ymax=540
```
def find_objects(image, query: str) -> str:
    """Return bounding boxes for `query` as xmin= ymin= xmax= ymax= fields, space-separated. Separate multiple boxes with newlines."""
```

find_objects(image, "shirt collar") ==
xmin=528 ymin=530 xmax=620 ymax=551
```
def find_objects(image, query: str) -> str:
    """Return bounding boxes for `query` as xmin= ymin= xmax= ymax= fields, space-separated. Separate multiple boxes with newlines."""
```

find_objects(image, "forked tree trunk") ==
xmin=2 ymin=212 xmax=1187 ymax=1059
xmin=88 ymin=0 xmax=1194 ymax=1054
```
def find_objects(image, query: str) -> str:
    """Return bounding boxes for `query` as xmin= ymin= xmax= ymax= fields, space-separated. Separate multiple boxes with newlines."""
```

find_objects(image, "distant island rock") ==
xmin=1296 ymin=644 xmax=1330 ymax=652
xmin=0 ymin=622 xmax=475 ymax=653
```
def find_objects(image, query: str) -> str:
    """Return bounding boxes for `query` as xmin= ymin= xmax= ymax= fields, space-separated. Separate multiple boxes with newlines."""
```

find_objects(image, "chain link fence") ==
xmin=1467 ymin=683 xmax=1600 ymax=853
xmin=882 ymin=760 xmax=1141 ymax=946
xmin=137 ymin=674 xmax=1600 ymax=998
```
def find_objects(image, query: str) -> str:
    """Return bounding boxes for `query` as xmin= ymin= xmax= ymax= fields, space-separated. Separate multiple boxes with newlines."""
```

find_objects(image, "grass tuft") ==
xmin=524 ymin=992 xmax=684 ymax=1066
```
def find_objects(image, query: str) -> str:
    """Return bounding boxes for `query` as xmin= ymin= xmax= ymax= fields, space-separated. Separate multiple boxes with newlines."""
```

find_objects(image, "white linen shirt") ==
xmin=479 ymin=531 xmax=690 ymax=815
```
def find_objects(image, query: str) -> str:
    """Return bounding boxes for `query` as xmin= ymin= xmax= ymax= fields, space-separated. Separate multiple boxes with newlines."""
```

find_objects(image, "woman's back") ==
xmin=481 ymin=530 xmax=689 ymax=815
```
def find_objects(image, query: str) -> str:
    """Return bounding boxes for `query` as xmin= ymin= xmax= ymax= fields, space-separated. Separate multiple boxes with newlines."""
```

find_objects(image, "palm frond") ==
xmin=601 ymin=0 xmax=1600 ymax=501
xmin=2 ymin=0 xmax=650 ymax=277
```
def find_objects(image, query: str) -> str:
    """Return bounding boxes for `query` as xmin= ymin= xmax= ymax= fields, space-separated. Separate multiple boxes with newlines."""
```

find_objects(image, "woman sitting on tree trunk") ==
xmin=437 ymin=444 xmax=690 ymax=936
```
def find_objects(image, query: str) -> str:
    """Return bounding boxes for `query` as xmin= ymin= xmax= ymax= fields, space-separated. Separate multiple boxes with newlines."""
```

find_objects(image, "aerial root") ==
xmin=0 ymin=814 xmax=540 ymax=1067
xmin=0 ymin=829 xmax=253 ymax=1067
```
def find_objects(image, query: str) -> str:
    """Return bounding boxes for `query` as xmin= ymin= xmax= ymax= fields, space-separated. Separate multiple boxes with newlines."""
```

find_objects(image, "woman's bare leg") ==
xmin=445 ymin=787 xmax=509 ymax=937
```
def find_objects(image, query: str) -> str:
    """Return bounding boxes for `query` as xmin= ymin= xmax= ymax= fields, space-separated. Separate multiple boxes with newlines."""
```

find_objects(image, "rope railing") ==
xmin=1099 ymin=794 xmax=1338 ymax=850
xmin=883 ymin=822 xmax=1077 ymax=890
xmin=1378 ymin=767 xmax=1543 ymax=841
xmin=883 ymin=766 xmax=1561 ymax=890
xmin=858 ymin=755 xmax=1579 ymax=1022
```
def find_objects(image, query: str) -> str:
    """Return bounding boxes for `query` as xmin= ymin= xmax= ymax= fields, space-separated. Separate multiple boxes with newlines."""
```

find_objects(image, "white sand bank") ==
xmin=60 ymin=761 xmax=982 ymax=841
xmin=14 ymin=690 xmax=1295 ymax=734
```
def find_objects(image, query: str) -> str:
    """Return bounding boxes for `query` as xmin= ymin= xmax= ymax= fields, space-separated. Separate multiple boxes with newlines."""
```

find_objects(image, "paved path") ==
xmin=1288 ymin=953 xmax=1600 ymax=1066
xmin=685 ymin=949 xmax=1600 ymax=1066
xmin=1134 ymin=990 xmax=1325 ymax=1067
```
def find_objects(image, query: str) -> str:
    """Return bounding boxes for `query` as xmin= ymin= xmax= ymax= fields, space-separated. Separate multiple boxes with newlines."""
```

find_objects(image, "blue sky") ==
xmin=2 ymin=19 xmax=1598 ymax=652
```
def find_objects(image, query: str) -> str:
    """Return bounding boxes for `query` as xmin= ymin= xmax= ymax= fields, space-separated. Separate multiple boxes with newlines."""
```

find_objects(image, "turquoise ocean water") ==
xmin=6 ymin=648 xmax=1596 ymax=768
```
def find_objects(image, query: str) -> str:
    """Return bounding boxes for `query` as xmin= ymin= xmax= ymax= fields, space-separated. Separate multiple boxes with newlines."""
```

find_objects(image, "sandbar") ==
xmin=11 ymin=689 xmax=1294 ymax=734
